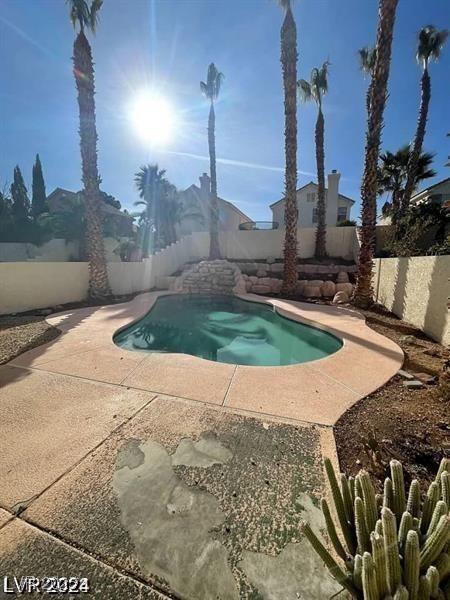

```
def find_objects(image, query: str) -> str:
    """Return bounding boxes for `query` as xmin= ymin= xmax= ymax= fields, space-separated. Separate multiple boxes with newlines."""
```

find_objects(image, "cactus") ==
xmin=426 ymin=565 xmax=439 ymax=598
xmin=404 ymin=530 xmax=420 ymax=600
xmin=398 ymin=511 xmax=413 ymax=552
xmin=426 ymin=501 xmax=448 ymax=538
xmin=420 ymin=516 xmax=450 ymax=569
xmin=301 ymin=458 xmax=450 ymax=600
xmin=391 ymin=460 xmax=406 ymax=522
xmin=407 ymin=479 xmax=421 ymax=518
xmin=371 ymin=532 xmax=389 ymax=598
xmin=321 ymin=497 xmax=348 ymax=561
xmin=324 ymin=458 xmax=356 ymax=555
xmin=383 ymin=507 xmax=402 ymax=594
xmin=362 ymin=552 xmax=379 ymax=600
xmin=441 ymin=471 xmax=450 ymax=508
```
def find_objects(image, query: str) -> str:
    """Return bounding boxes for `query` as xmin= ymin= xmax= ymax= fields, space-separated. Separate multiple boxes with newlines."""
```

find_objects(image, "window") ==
xmin=337 ymin=207 xmax=347 ymax=222
xmin=312 ymin=208 xmax=318 ymax=223
xmin=306 ymin=192 xmax=316 ymax=203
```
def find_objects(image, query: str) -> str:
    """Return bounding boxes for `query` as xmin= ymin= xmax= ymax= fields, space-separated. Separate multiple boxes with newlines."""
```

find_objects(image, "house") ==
xmin=379 ymin=177 xmax=450 ymax=224
xmin=175 ymin=173 xmax=252 ymax=237
xmin=46 ymin=187 xmax=134 ymax=236
xmin=270 ymin=170 xmax=354 ymax=228
xmin=409 ymin=177 xmax=450 ymax=208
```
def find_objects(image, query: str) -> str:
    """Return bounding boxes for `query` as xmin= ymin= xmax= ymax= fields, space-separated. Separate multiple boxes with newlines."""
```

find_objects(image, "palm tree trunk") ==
xmin=354 ymin=0 xmax=398 ymax=309
xmin=402 ymin=67 xmax=431 ymax=211
xmin=208 ymin=101 xmax=220 ymax=259
xmin=73 ymin=31 xmax=111 ymax=300
xmin=281 ymin=6 xmax=298 ymax=296
xmin=315 ymin=107 xmax=327 ymax=258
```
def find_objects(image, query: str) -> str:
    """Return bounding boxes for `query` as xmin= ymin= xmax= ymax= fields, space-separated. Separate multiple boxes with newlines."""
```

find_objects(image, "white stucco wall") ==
xmin=373 ymin=256 xmax=450 ymax=345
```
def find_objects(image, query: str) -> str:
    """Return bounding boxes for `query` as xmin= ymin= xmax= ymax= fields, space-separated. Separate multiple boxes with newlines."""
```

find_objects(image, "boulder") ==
xmin=308 ymin=279 xmax=324 ymax=287
xmin=337 ymin=271 xmax=349 ymax=283
xmin=252 ymin=284 xmax=272 ymax=295
xmin=249 ymin=276 xmax=258 ymax=283
xmin=271 ymin=279 xmax=282 ymax=293
xmin=296 ymin=280 xmax=307 ymax=294
xmin=266 ymin=256 xmax=276 ymax=264
xmin=303 ymin=285 xmax=322 ymax=298
xmin=269 ymin=263 xmax=284 ymax=273
xmin=256 ymin=269 xmax=268 ymax=278
xmin=336 ymin=282 xmax=353 ymax=296
xmin=245 ymin=280 xmax=252 ymax=292
xmin=321 ymin=280 xmax=336 ymax=297
xmin=332 ymin=291 xmax=350 ymax=304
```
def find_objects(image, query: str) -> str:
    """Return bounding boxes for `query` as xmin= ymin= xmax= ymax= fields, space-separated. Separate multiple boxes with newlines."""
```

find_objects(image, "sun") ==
xmin=129 ymin=91 xmax=176 ymax=146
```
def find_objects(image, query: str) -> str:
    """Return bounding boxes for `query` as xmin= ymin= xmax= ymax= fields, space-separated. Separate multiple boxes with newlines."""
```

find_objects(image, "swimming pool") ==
xmin=114 ymin=294 xmax=343 ymax=367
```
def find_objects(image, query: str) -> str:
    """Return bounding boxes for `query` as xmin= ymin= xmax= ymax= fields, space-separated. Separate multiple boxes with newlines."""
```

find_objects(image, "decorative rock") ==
xmin=271 ymin=280 xmax=282 ymax=293
xmin=332 ymin=291 xmax=350 ymax=304
xmin=296 ymin=280 xmax=306 ymax=294
xmin=245 ymin=280 xmax=252 ymax=292
xmin=39 ymin=308 xmax=53 ymax=316
xmin=249 ymin=276 xmax=258 ymax=283
xmin=320 ymin=280 xmax=336 ymax=297
xmin=303 ymin=285 xmax=322 ymax=298
xmin=256 ymin=269 xmax=268 ymax=278
xmin=337 ymin=271 xmax=349 ymax=283
xmin=403 ymin=380 xmax=424 ymax=389
xmin=252 ymin=284 xmax=271 ymax=295
xmin=336 ymin=282 xmax=353 ymax=296
xmin=266 ymin=256 xmax=276 ymax=264
xmin=269 ymin=263 xmax=284 ymax=273
xmin=308 ymin=279 xmax=324 ymax=287
xmin=398 ymin=369 xmax=414 ymax=380
xmin=413 ymin=372 xmax=437 ymax=385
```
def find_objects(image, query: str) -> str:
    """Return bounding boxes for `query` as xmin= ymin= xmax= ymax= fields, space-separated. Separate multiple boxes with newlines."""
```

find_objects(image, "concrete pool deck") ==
xmin=8 ymin=291 xmax=403 ymax=426
xmin=0 ymin=292 xmax=403 ymax=598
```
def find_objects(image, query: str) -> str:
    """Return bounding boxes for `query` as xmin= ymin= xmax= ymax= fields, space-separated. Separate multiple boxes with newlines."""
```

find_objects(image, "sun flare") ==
xmin=129 ymin=91 xmax=176 ymax=146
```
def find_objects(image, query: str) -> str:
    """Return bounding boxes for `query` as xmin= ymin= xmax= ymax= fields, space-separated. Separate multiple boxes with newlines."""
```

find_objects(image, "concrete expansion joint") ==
xmin=14 ymin=516 xmax=176 ymax=600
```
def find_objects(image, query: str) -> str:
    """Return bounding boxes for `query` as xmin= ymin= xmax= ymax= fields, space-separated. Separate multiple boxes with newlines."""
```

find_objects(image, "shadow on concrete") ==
xmin=423 ymin=257 xmax=448 ymax=345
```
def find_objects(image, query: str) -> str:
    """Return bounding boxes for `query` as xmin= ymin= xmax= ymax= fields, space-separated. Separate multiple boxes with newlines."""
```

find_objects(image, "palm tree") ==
xmin=358 ymin=46 xmax=376 ymax=115
xmin=278 ymin=0 xmax=298 ymax=296
xmin=402 ymin=26 xmax=448 ymax=209
xmin=67 ymin=0 xmax=110 ymax=300
xmin=200 ymin=63 xmax=224 ymax=260
xmin=298 ymin=61 xmax=330 ymax=259
xmin=353 ymin=0 xmax=398 ymax=309
xmin=378 ymin=145 xmax=435 ymax=225
xmin=134 ymin=165 xmax=172 ymax=256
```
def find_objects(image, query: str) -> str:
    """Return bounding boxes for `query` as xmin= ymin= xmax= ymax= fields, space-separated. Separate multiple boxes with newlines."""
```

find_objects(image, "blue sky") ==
xmin=0 ymin=0 xmax=449 ymax=222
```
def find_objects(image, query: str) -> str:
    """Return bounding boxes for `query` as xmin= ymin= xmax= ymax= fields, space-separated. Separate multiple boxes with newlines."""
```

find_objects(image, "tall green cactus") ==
xmin=301 ymin=457 xmax=450 ymax=600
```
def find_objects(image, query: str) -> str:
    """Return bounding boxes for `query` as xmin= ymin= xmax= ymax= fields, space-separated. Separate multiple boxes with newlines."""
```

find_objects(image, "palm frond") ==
xmin=89 ymin=0 xmax=103 ymax=33
xmin=358 ymin=45 xmax=376 ymax=75
xmin=297 ymin=79 xmax=312 ymax=103
xmin=277 ymin=0 xmax=293 ymax=10
xmin=200 ymin=81 xmax=208 ymax=97
xmin=66 ymin=0 xmax=90 ymax=30
xmin=201 ymin=63 xmax=224 ymax=100
xmin=417 ymin=25 xmax=449 ymax=65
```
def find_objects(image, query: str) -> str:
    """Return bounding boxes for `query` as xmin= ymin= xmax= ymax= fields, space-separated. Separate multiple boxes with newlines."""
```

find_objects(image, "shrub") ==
xmin=301 ymin=457 xmax=450 ymax=599
xmin=337 ymin=219 xmax=357 ymax=227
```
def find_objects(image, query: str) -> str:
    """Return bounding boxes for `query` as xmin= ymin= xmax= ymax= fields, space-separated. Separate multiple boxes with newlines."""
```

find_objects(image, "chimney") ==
xmin=326 ymin=170 xmax=340 ymax=227
xmin=199 ymin=173 xmax=210 ymax=202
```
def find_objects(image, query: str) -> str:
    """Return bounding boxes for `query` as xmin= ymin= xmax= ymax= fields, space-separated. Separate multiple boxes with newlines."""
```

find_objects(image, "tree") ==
xmin=134 ymin=165 xmax=176 ymax=255
xmin=402 ymin=26 xmax=448 ymax=209
xmin=353 ymin=0 xmax=398 ymax=309
xmin=278 ymin=0 xmax=298 ymax=296
xmin=31 ymin=154 xmax=48 ymax=218
xmin=200 ymin=63 xmax=224 ymax=260
xmin=67 ymin=0 xmax=111 ymax=300
xmin=378 ymin=145 xmax=435 ymax=225
xmin=358 ymin=46 xmax=376 ymax=115
xmin=10 ymin=165 xmax=30 ymax=222
xmin=298 ymin=61 xmax=330 ymax=258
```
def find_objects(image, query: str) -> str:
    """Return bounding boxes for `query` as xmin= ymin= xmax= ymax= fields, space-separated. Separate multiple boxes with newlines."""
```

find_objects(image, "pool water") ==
xmin=114 ymin=295 xmax=342 ymax=367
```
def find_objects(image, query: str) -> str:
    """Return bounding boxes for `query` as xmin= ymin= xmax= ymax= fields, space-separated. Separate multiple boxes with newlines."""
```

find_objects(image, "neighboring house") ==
xmin=410 ymin=177 xmax=450 ymax=208
xmin=269 ymin=170 xmax=354 ymax=228
xmin=46 ymin=188 xmax=134 ymax=236
xmin=176 ymin=173 xmax=251 ymax=237
xmin=379 ymin=177 xmax=450 ymax=225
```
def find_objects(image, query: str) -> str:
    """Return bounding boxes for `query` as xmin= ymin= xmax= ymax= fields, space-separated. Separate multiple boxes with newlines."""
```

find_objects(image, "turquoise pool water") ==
xmin=114 ymin=295 xmax=342 ymax=367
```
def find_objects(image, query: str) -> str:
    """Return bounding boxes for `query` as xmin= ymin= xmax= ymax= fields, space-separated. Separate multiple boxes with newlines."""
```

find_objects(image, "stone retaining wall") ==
xmin=174 ymin=260 xmax=246 ymax=295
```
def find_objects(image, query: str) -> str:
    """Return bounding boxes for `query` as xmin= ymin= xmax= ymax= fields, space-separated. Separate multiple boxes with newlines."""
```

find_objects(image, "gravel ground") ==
xmin=0 ymin=315 xmax=60 ymax=365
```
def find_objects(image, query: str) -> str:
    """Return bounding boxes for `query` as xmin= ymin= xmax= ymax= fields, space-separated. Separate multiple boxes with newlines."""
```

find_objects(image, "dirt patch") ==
xmin=0 ymin=316 xmax=60 ymax=365
xmin=334 ymin=304 xmax=449 ymax=490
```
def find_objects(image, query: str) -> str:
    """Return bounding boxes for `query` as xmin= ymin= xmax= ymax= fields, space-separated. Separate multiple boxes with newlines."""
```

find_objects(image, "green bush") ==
xmin=301 ymin=457 xmax=450 ymax=599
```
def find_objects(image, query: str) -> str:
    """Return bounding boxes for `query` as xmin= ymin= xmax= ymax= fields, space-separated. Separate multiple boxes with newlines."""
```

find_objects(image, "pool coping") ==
xmin=8 ymin=291 xmax=404 ymax=426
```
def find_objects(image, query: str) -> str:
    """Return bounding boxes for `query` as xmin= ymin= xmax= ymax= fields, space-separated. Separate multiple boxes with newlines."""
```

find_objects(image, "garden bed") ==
xmin=334 ymin=304 xmax=449 ymax=489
